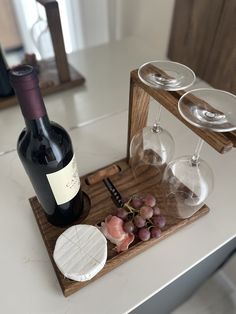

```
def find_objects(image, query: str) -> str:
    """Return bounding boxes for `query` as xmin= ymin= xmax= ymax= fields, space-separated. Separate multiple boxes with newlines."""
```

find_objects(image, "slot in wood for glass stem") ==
xmin=127 ymin=70 xmax=236 ymax=155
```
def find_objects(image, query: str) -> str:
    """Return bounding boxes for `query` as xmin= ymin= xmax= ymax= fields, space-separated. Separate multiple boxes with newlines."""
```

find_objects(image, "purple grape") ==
xmin=151 ymin=227 xmax=161 ymax=238
xmin=131 ymin=197 xmax=143 ymax=209
xmin=138 ymin=228 xmax=151 ymax=241
xmin=153 ymin=206 xmax=161 ymax=216
xmin=123 ymin=221 xmax=135 ymax=233
xmin=144 ymin=193 xmax=156 ymax=207
xmin=134 ymin=215 xmax=146 ymax=228
xmin=116 ymin=208 xmax=128 ymax=220
xmin=132 ymin=225 xmax=138 ymax=234
xmin=140 ymin=206 xmax=153 ymax=219
xmin=122 ymin=196 xmax=129 ymax=203
xmin=152 ymin=215 xmax=166 ymax=228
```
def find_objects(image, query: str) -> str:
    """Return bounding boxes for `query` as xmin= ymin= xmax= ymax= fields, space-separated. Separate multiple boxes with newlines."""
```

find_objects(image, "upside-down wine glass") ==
xmin=163 ymin=88 xmax=236 ymax=219
xmin=30 ymin=2 xmax=53 ymax=61
xmin=130 ymin=60 xmax=196 ymax=179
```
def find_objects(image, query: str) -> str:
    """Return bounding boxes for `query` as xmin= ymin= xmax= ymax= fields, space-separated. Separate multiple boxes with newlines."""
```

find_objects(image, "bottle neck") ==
xmin=0 ymin=46 xmax=14 ymax=97
xmin=20 ymin=86 xmax=51 ymax=137
xmin=16 ymin=83 xmax=47 ymax=120
xmin=9 ymin=65 xmax=51 ymax=135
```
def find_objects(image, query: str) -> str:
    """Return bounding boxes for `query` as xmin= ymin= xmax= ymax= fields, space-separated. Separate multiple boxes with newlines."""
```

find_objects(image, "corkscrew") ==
xmin=103 ymin=178 xmax=124 ymax=208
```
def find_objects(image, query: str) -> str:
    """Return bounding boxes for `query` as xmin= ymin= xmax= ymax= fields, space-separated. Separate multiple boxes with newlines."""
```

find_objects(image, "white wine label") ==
xmin=46 ymin=154 xmax=80 ymax=205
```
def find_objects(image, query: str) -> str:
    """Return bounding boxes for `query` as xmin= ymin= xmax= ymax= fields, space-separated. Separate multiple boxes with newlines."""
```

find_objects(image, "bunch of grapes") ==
xmin=115 ymin=193 xmax=166 ymax=241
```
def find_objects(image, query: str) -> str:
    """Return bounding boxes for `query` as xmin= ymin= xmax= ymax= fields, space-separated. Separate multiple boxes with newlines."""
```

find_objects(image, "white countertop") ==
xmin=1 ymin=37 xmax=235 ymax=314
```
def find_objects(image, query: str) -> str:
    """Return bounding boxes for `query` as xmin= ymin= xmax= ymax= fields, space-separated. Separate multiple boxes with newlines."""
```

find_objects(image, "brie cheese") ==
xmin=53 ymin=225 xmax=107 ymax=281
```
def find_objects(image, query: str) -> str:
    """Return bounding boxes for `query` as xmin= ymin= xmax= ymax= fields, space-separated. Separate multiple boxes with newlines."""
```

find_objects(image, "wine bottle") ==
xmin=0 ymin=45 xmax=14 ymax=97
xmin=10 ymin=65 xmax=84 ymax=227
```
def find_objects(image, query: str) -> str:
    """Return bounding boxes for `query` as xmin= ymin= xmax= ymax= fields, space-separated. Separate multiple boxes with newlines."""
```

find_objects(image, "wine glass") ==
xmin=30 ymin=2 xmax=54 ymax=61
xmin=130 ymin=60 xmax=196 ymax=179
xmin=163 ymin=88 xmax=236 ymax=219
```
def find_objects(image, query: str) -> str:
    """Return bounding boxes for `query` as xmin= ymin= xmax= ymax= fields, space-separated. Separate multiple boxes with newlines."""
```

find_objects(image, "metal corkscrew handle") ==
xmin=103 ymin=178 xmax=124 ymax=208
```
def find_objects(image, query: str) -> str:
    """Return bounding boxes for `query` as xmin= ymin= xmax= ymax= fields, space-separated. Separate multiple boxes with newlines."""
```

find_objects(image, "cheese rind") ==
xmin=53 ymin=225 xmax=107 ymax=281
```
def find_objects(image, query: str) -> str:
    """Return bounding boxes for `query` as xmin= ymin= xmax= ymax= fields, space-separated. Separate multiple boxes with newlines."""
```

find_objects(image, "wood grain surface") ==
xmin=203 ymin=0 xmax=236 ymax=93
xmin=30 ymin=159 xmax=209 ymax=297
xmin=168 ymin=0 xmax=223 ymax=78
xmin=37 ymin=0 xmax=70 ymax=83
xmin=127 ymin=76 xmax=150 ymax=160
xmin=168 ymin=0 xmax=235 ymax=93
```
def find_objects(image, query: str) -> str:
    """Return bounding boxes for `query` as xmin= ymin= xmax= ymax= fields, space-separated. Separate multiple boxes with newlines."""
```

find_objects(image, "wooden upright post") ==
xmin=127 ymin=76 xmax=150 ymax=162
xmin=37 ymin=0 xmax=70 ymax=83
xmin=127 ymin=70 xmax=236 ymax=157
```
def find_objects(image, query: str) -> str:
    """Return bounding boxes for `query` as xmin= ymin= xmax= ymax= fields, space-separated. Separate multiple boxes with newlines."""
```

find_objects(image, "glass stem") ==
xmin=191 ymin=138 xmax=204 ymax=165
xmin=152 ymin=105 xmax=163 ymax=133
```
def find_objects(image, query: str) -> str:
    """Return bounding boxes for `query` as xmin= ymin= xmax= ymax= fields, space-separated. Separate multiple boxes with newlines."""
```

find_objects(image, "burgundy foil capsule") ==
xmin=9 ymin=65 xmax=46 ymax=120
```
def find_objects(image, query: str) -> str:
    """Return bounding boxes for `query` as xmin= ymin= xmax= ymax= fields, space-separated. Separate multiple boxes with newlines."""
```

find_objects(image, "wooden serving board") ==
xmin=29 ymin=158 xmax=209 ymax=297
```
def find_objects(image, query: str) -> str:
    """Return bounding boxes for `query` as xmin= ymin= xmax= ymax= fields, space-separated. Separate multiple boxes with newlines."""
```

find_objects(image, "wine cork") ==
xmin=86 ymin=164 xmax=120 ymax=185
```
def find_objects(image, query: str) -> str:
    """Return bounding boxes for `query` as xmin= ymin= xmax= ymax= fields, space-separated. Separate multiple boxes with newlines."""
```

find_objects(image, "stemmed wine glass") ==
xmin=163 ymin=88 xmax=236 ymax=219
xmin=130 ymin=60 xmax=196 ymax=179
xmin=30 ymin=2 xmax=53 ymax=61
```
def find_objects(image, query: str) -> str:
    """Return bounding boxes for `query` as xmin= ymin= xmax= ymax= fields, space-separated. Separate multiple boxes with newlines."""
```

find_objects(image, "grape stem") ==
xmin=124 ymin=199 xmax=139 ymax=214
xmin=147 ymin=219 xmax=155 ymax=229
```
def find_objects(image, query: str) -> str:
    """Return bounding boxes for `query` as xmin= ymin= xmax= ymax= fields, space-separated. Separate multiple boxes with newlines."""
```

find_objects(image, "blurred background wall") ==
xmin=3 ymin=0 xmax=174 ymax=60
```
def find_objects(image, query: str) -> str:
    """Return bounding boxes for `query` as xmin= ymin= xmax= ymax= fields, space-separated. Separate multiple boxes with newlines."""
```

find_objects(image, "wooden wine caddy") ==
xmin=30 ymin=67 xmax=235 ymax=297
xmin=0 ymin=0 xmax=85 ymax=109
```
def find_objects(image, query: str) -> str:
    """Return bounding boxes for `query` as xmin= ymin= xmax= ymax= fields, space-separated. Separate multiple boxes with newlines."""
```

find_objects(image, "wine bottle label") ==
xmin=46 ymin=154 xmax=80 ymax=205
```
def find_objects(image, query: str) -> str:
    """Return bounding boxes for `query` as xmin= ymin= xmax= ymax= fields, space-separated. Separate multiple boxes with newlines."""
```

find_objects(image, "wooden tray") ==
xmin=29 ymin=158 xmax=209 ymax=297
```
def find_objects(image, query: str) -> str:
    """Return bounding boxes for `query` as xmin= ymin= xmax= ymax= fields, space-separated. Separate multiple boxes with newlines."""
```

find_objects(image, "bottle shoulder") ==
xmin=17 ymin=122 xmax=73 ymax=167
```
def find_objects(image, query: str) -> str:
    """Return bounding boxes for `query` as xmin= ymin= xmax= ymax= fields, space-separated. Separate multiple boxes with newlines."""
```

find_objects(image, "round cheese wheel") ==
xmin=53 ymin=225 xmax=107 ymax=281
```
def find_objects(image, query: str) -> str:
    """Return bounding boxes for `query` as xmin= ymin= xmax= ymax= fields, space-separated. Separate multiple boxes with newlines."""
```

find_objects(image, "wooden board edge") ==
xmin=29 ymin=197 xmax=68 ymax=296
xmin=28 ymin=193 xmax=210 ymax=297
xmin=62 ymin=205 xmax=210 ymax=296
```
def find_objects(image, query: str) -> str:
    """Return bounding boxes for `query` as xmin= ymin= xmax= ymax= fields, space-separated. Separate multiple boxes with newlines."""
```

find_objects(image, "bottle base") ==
xmin=46 ymin=191 xmax=91 ymax=228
